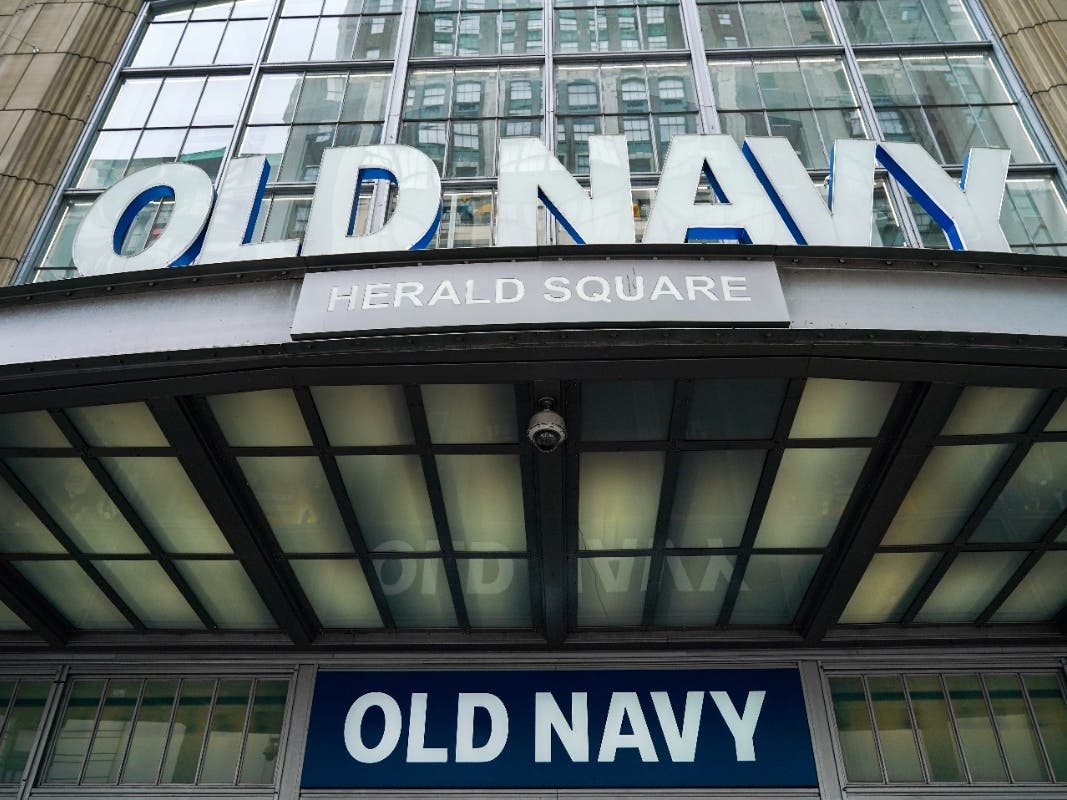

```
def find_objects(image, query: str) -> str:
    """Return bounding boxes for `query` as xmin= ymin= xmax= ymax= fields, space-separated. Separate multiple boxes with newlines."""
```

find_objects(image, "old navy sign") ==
xmin=300 ymin=669 xmax=817 ymax=789
xmin=71 ymin=135 xmax=1014 ymax=278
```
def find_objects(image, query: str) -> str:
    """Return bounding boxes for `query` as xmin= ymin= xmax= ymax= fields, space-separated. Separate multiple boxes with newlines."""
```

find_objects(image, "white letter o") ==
xmin=344 ymin=692 xmax=403 ymax=763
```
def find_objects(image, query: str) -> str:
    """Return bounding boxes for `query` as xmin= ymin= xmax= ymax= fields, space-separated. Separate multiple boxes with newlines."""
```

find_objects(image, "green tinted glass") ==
xmin=0 ymin=680 xmax=49 ymax=783
xmin=82 ymin=680 xmax=140 ymax=784
xmin=121 ymin=679 xmax=177 ymax=784
xmin=945 ymin=674 xmax=1008 ymax=782
xmin=199 ymin=679 xmax=252 ymax=783
xmin=159 ymin=679 xmax=213 ymax=783
xmin=868 ymin=675 xmax=924 ymax=781
xmin=906 ymin=675 xmax=963 ymax=781
xmin=44 ymin=680 xmax=105 ymax=783
xmin=238 ymin=679 xmax=288 ymax=784
xmin=985 ymin=674 xmax=1048 ymax=781
xmin=829 ymin=676 xmax=882 ymax=783
xmin=1024 ymin=674 xmax=1067 ymax=781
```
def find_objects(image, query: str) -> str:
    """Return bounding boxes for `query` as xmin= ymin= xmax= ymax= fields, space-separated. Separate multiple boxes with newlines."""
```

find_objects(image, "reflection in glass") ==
xmin=655 ymin=554 xmax=734 ymax=625
xmin=436 ymin=455 xmax=525 ymax=551
xmin=945 ymin=674 xmax=1008 ymax=781
xmin=374 ymin=558 xmax=455 ymax=627
xmin=916 ymin=551 xmax=1026 ymax=623
xmin=882 ymin=445 xmax=1012 ymax=545
xmin=82 ymin=680 xmax=140 ymax=784
xmin=790 ymin=379 xmax=897 ymax=438
xmin=459 ymin=558 xmax=531 ymax=628
xmin=868 ymin=675 xmax=924 ymax=781
xmin=579 ymin=452 xmax=664 ymax=550
xmin=578 ymin=555 xmax=649 ymax=627
xmin=841 ymin=552 xmax=941 ymax=624
xmin=668 ymin=450 xmax=762 ymax=548
xmin=0 ymin=681 xmax=49 ymax=781
xmin=199 ymin=680 xmax=252 ymax=784
xmin=159 ymin=680 xmax=213 ymax=783
xmin=730 ymin=554 xmax=820 ymax=624
xmin=337 ymin=455 xmax=437 ymax=551
xmin=907 ymin=675 xmax=963 ymax=781
xmin=1024 ymin=674 xmax=1067 ymax=781
xmin=290 ymin=559 xmax=381 ymax=627
xmin=44 ymin=680 xmax=104 ymax=782
xmin=755 ymin=448 xmax=869 ymax=548
xmin=238 ymin=679 xmax=288 ymax=784
xmin=830 ymin=676 xmax=882 ymax=783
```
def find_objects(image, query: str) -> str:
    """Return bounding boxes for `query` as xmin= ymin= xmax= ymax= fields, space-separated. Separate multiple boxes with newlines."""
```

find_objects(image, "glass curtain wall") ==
xmin=25 ymin=0 xmax=1067 ymax=280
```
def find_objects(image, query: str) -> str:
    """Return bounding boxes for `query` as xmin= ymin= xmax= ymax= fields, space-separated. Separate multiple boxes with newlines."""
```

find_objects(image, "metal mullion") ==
xmin=902 ymin=390 xmax=1067 ymax=624
xmin=977 ymin=671 xmax=1017 ymax=784
xmin=0 ymin=461 xmax=146 ymax=633
xmin=822 ymin=0 xmax=924 ymax=245
xmin=899 ymin=674 xmax=932 ymax=784
xmin=862 ymin=674 xmax=891 ymax=785
xmin=717 ymin=376 xmax=805 ymax=626
xmin=706 ymin=44 xmax=845 ymax=60
xmin=120 ymin=63 xmax=255 ymax=79
xmin=372 ymin=0 xmax=417 ymax=229
xmin=938 ymin=672 xmax=974 ymax=784
xmin=192 ymin=678 xmax=222 ymax=785
xmin=564 ymin=379 xmax=582 ymax=632
xmin=0 ymin=563 xmax=70 ymax=646
xmin=154 ymin=677 xmax=184 ymax=786
xmin=552 ymin=48 xmax=692 ymax=66
xmin=291 ymin=387 xmax=396 ymax=630
xmin=257 ymin=59 xmax=395 ymax=74
xmin=113 ymin=679 xmax=147 ymax=786
xmin=48 ymin=410 xmax=217 ymax=631
xmin=1016 ymin=670 xmax=1057 ymax=783
xmin=403 ymin=385 xmax=470 ymax=632
xmin=74 ymin=678 xmax=109 ymax=786
xmin=0 ymin=681 xmax=12 ymax=742
xmin=231 ymin=677 xmax=257 ymax=786
xmin=641 ymin=379 xmax=692 ymax=627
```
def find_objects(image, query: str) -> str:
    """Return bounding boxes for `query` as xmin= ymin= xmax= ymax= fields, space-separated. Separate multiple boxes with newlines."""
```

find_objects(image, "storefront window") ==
xmin=0 ymin=680 xmax=50 ymax=783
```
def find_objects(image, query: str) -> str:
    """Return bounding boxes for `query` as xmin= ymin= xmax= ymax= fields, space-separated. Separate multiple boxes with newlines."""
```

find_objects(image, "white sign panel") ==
xmin=291 ymin=260 xmax=789 ymax=337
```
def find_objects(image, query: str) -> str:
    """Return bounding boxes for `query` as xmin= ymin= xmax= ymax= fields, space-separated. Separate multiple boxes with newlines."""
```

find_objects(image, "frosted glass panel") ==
xmin=374 ymin=557 xmax=455 ymax=627
xmin=312 ymin=385 xmax=414 ymax=445
xmin=971 ymin=443 xmax=1067 ymax=543
xmin=0 ymin=478 xmax=63 ymax=553
xmin=755 ymin=448 xmax=869 ymax=547
xmin=578 ymin=556 xmax=649 ymax=626
xmin=668 ymin=450 xmax=762 ymax=548
xmin=942 ymin=387 xmax=1048 ymax=435
xmin=208 ymin=389 xmax=311 ymax=446
xmin=790 ymin=379 xmax=897 ymax=438
xmin=582 ymin=381 xmax=672 ymax=441
xmin=995 ymin=551 xmax=1067 ymax=622
xmin=883 ymin=444 xmax=1012 ymax=545
xmin=239 ymin=457 xmax=351 ymax=553
xmin=291 ymin=559 xmax=381 ymax=627
xmin=654 ymin=554 xmax=734 ymax=625
xmin=66 ymin=403 xmax=168 ymax=447
xmin=459 ymin=558 xmax=531 ymax=627
xmin=422 ymin=384 xmax=516 ymax=443
xmin=0 ymin=411 xmax=68 ymax=447
xmin=841 ymin=552 xmax=940 ymax=623
xmin=175 ymin=560 xmax=274 ymax=628
xmin=337 ymin=455 xmax=437 ymax=551
xmin=95 ymin=560 xmax=201 ymax=628
xmin=916 ymin=551 xmax=1026 ymax=623
xmin=16 ymin=561 xmax=129 ymax=629
xmin=0 ymin=600 xmax=27 ymax=629
xmin=686 ymin=378 xmax=786 ymax=439
xmin=436 ymin=455 xmax=525 ymax=551
xmin=730 ymin=554 xmax=820 ymax=624
xmin=579 ymin=452 xmax=664 ymax=550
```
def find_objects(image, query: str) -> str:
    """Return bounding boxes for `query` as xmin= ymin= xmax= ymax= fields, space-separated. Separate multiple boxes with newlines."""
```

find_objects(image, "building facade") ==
xmin=0 ymin=1 xmax=1065 ymax=800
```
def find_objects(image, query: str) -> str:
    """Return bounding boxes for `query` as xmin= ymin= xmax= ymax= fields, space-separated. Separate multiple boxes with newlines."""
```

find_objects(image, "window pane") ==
xmin=686 ymin=378 xmax=786 ymax=439
xmin=16 ymin=561 xmax=130 ymax=629
xmin=422 ymin=384 xmax=516 ymax=443
xmin=174 ymin=561 xmax=274 ymax=629
xmin=1023 ymin=674 xmax=1067 ymax=781
xmin=579 ymin=452 xmax=664 ymax=550
xmin=199 ymin=679 xmax=252 ymax=784
xmin=94 ymin=561 xmax=201 ymax=629
xmin=942 ymin=387 xmax=1048 ymax=435
xmin=945 ymin=674 xmax=1008 ymax=782
xmin=0 ymin=681 xmax=49 ymax=783
xmin=829 ymin=676 xmax=882 ymax=783
xmin=159 ymin=679 xmax=214 ymax=783
xmin=238 ymin=679 xmax=288 ymax=784
xmin=985 ymin=674 xmax=1048 ymax=781
xmin=82 ymin=680 xmax=140 ymax=784
xmin=311 ymin=385 xmax=413 ymax=445
xmin=121 ymin=679 xmax=178 ymax=784
xmin=582 ymin=381 xmax=672 ymax=441
xmin=790 ymin=379 xmax=897 ymax=438
xmin=45 ymin=680 xmax=105 ymax=782
xmin=906 ymin=675 xmax=963 ymax=781
xmin=0 ymin=477 xmax=64 ymax=553
xmin=971 ymin=443 xmax=1067 ymax=543
xmin=868 ymin=675 xmax=924 ymax=782
xmin=995 ymin=551 xmax=1067 ymax=622
xmin=208 ymin=389 xmax=311 ymax=446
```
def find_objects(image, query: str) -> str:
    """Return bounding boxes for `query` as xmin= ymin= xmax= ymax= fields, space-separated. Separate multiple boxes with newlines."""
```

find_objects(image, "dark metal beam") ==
xmin=292 ymin=387 xmax=396 ymax=630
xmin=717 ymin=378 xmax=805 ymax=626
xmin=403 ymin=385 xmax=470 ymax=632
xmin=563 ymin=380 xmax=582 ymax=634
xmin=514 ymin=382 xmax=545 ymax=636
xmin=902 ymin=389 xmax=1067 ymax=624
xmin=641 ymin=380 xmax=692 ymax=627
xmin=799 ymin=382 xmax=958 ymax=642
xmin=529 ymin=379 xmax=565 ymax=645
xmin=148 ymin=397 xmax=316 ymax=645
xmin=48 ymin=410 xmax=217 ymax=631
xmin=0 ymin=561 xmax=71 ymax=646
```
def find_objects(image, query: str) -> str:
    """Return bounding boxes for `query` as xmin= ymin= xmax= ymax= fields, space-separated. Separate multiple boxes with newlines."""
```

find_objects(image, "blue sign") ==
xmin=301 ymin=669 xmax=817 ymax=788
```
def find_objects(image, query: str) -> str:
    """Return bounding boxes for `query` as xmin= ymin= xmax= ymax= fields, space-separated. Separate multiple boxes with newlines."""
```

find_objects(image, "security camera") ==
xmin=527 ymin=397 xmax=567 ymax=454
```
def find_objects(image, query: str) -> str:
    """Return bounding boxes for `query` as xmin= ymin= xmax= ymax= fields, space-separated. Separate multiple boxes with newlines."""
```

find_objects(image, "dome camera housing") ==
xmin=527 ymin=397 xmax=567 ymax=454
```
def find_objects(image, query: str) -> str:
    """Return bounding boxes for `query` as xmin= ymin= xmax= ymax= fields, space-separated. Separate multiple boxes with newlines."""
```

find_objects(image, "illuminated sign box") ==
xmin=301 ymin=669 xmax=818 ymax=789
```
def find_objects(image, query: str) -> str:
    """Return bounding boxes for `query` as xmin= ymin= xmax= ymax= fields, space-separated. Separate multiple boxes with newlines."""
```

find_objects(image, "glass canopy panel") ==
xmin=1046 ymin=397 xmax=1067 ymax=431
xmin=373 ymin=558 xmax=456 ymax=627
xmin=65 ymin=403 xmax=169 ymax=447
xmin=730 ymin=554 xmax=820 ymax=624
xmin=290 ymin=559 xmax=381 ymax=627
xmin=578 ymin=452 xmax=664 ymax=550
xmin=207 ymin=389 xmax=312 ymax=446
xmin=882 ymin=444 xmax=1013 ymax=545
xmin=174 ymin=560 xmax=275 ymax=628
xmin=100 ymin=457 xmax=231 ymax=553
xmin=686 ymin=378 xmax=787 ymax=439
xmin=654 ymin=554 xmax=734 ymax=626
xmin=0 ymin=600 xmax=27 ymax=629
xmin=971 ymin=443 xmax=1067 ymax=543
xmin=0 ymin=478 xmax=64 ymax=553
xmin=15 ymin=561 xmax=130 ymax=629
xmin=993 ymin=551 xmax=1067 ymax=622
xmin=6 ymin=458 xmax=146 ymax=554
xmin=0 ymin=411 xmax=68 ymax=447
xmin=94 ymin=560 xmax=202 ymax=628
xmin=458 ymin=558 xmax=531 ymax=628
xmin=238 ymin=457 xmax=351 ymax=553
xmin=840 ymin=552 xmax=941 ymax=624
xmin=667 ymin=450 xmax=763 ymax=547
xmin=915 ymin=551 xmax=1027 ymax=623
xmin=789 ymin=379 xmax=898 ymax=438
xmin=337 ymin=455 xmax=438 ymax=551
xmin=577 ymin=556 xmax=649 ymax=627
xmin=310 ymin=385 xmax=414 ymax=446
xmin=421 ymin=384 xmax=516 ymax=444
xmin=940 ymin=387 xmax=1049 ymax=435
xmin=582 ymin=381 xmax=673 ymax=441
xmin=755 ymin=448 xmax=869 ymax=548
xmin=436 ymin=455 xmax=525 ymax=551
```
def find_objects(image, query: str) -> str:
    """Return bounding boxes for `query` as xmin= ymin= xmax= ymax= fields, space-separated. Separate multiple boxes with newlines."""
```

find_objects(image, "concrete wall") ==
xmin=981 ymin=0 xmax=1067 ymax=164
xmin=0 ymin=0 xmax=138 ymax=285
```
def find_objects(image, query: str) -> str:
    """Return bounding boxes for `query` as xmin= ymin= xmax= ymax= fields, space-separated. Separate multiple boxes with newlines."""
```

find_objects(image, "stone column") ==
xmin=0 ymin=0 xmax=139 ymax=284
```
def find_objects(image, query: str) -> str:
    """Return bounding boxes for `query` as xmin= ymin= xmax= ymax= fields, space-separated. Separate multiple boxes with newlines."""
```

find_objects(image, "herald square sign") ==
xmin=71 ymin=134 xmax=1015 ymax=278
xmin=299 ymin=669 xmax=818 ymax=789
